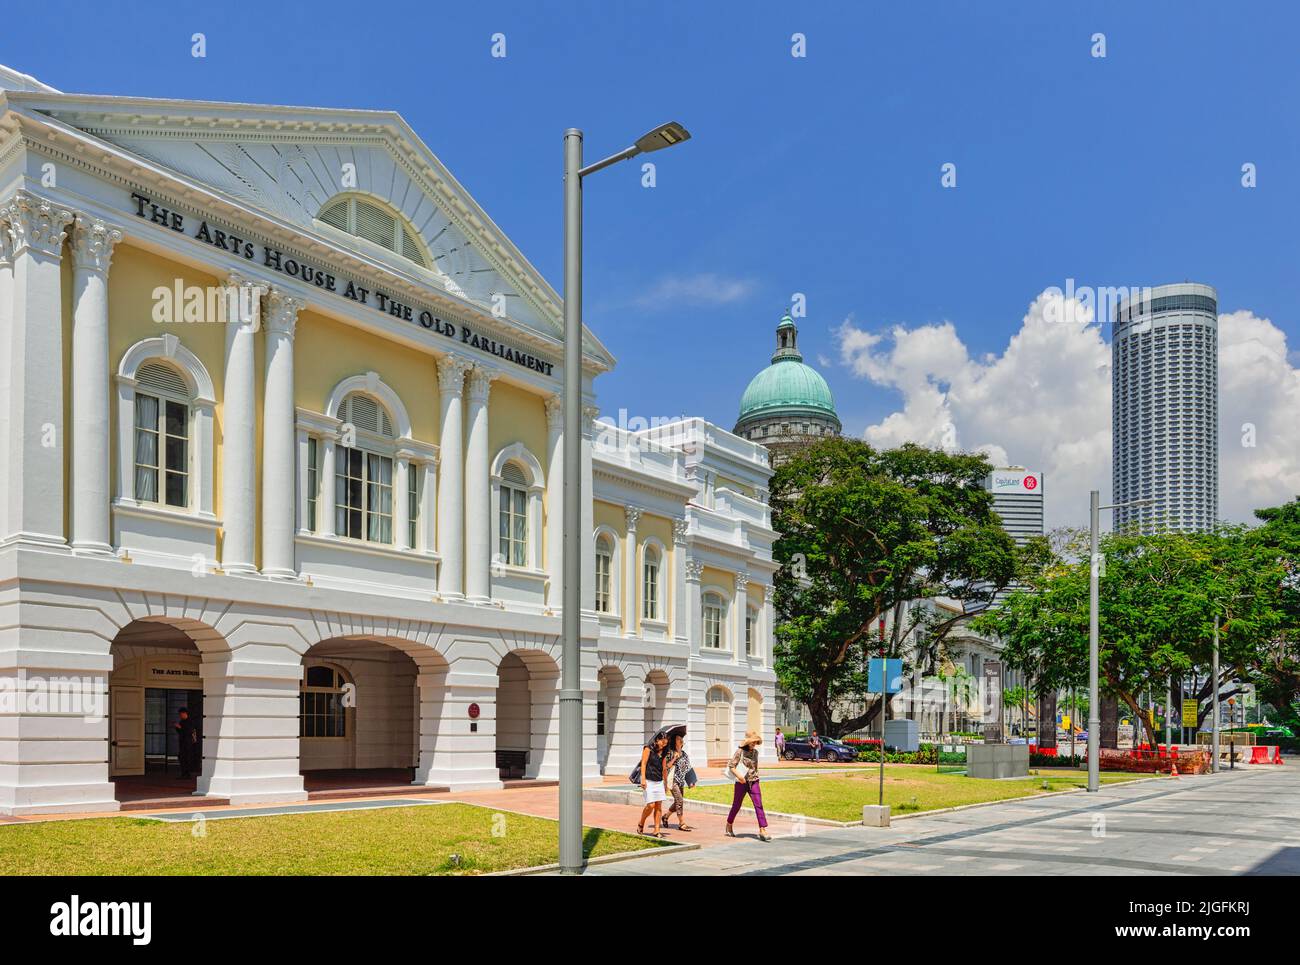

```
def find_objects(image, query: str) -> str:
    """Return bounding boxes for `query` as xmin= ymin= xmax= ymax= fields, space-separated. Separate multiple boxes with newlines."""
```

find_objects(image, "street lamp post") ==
xmin=1087 ymin=490 xmax=1159 ymax=792
xmin=559 ymin=122 xmax=690 ymax=874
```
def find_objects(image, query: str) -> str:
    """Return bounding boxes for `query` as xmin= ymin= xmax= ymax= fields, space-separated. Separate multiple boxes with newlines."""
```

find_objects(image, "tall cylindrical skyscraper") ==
xmin=1112 ymin=282 xmax=1219 ymax=532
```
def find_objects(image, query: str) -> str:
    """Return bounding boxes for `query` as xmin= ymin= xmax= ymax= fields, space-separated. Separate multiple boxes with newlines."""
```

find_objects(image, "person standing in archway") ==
xmin=175 ymin=707 xmax=200 ymax=779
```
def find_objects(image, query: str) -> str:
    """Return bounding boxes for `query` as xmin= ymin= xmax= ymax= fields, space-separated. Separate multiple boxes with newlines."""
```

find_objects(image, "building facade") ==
xmin=0 ymin=67 xmax=774 ymax=815
xmin=984 ymin=467 xmax=1044 ymax=545
xmin=1112 ymin=283 xmax=1219 ymax=533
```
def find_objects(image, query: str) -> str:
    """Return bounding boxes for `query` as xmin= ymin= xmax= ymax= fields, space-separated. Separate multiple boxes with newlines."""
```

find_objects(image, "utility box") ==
xmin=966 ymin=742 xmax=1029 ymax=779
xmin=884 ymin=718 xmax=919 ymax=752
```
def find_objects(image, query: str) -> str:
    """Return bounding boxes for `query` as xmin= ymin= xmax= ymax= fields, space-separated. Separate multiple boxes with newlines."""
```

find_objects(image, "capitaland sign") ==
xmin=129 ymin=192 xmax=555 ymax=377
xmin=991 ymin=471 xmax=1041 ymax=493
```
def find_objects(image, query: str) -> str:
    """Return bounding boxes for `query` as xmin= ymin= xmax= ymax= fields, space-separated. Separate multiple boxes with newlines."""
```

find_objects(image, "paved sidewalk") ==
xmin=583 ymin=766 xmax=1300 ymax=876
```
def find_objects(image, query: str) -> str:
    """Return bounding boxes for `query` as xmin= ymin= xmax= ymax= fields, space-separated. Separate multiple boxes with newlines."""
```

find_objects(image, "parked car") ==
xmin=780 ymin=736 xmax=857 ymax=762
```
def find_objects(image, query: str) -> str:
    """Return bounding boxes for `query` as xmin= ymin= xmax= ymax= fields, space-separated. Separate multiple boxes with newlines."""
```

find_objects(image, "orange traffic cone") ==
xmin=1170 ymin=762 xmax=1180 ymax=779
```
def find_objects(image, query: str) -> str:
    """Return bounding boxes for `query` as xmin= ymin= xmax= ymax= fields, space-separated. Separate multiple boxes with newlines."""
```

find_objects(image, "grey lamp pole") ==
xmin=1087 ymin=490 xmax=1159 ymax=792
xmin=1211 ymin=616 xmax=1220 ymax=773
xmin=559 ymin=122 xmax=690 ymax=874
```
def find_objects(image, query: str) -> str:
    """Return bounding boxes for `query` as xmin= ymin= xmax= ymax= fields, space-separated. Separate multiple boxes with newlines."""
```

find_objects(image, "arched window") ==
xmin=317 ymin=194 xmax=429 ymax=269
xmin=335 ymin=392 xmax=396 ymax=543
xmin=490 ymin=443 xmax=545 ymax=572
xmin=642 ymin=544 xmax=661 ymax=621
xmin=595 ymin=534 xmax=614 ymax=613
xmin=702 ymin=592 xmax=726 ymax=650
xmin=498 ymin=462 xmax=529 ymax=566
xmin=132 ymin=361 xmax=191 ymax=508
xmin=300 ymin=663 xmax=351 ymax=738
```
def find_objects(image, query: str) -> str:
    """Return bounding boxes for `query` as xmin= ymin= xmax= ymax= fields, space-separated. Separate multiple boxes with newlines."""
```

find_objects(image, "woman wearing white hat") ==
xmin=725 ymin=730 xmax=771 ymax=841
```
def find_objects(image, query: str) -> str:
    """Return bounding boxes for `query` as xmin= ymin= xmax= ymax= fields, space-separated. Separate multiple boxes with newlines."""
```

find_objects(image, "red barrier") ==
xmin=1274 ymin=747 xmax=1285 ymax=765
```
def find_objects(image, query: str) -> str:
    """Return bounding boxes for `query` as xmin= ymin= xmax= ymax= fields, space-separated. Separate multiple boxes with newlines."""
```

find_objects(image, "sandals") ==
xmin=724 ymin=824 xmax=736 ymax=837
xmin=678 ymin=824 xmax=694 ymax=832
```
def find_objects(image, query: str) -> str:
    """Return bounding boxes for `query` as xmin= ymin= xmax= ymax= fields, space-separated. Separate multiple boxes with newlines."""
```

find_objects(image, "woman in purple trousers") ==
xmin=725 ymin=730 xmax=771 ymax=841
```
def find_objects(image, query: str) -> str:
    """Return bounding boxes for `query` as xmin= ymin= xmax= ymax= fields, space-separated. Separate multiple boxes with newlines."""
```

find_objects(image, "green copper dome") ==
xmin=737 ymin=313 xmax=839 ymax=422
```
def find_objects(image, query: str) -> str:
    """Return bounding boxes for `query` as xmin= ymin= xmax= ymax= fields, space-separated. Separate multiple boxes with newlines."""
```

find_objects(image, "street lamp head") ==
xmin=634 ymin=121 xmax=691 ymax=154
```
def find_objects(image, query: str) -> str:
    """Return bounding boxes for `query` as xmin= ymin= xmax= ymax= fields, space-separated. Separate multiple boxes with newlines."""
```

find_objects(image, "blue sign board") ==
xmin=868 ymin=657 xmax=905 ymax=695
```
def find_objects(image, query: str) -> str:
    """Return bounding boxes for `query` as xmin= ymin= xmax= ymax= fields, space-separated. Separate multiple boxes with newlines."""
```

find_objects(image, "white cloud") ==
xmin=632 ymin=273 xmax=755 ymax=308
xmin=834 ymin=292 xmax=1300 ymax=529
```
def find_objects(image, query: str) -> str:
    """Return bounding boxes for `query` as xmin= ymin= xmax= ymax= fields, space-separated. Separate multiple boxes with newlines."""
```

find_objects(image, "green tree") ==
xmin=976 ymin=526 xmax=1287 ymax=746
xmin=770 ymin=438 xmax=1018 ymax=737
xmin=1246 ymin=499 xmax=1300 ymax=725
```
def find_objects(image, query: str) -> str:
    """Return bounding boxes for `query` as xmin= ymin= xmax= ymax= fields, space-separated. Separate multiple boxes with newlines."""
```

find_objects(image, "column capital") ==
xmin=581 ymin=405 xmax=600 ymax=437
xmin=264 ymin=287 xmax=305 ymax=338
xmin=545 ymin=393 xmax=563 ymax=429
xmin=466 ymin=365 xmax=499 ymax=403
xmin=685 ymin=559 xmax=705 ymax=583
xmin=1 ymin=190 xmax=74 ymax=259
xmin=624 ymin=505 xmax=642 ymax=530
xmin=437 ymin=354 xmax=473 ymax=396
xmin=734 ymin=570 xmax=750 ymax=592
xmin=672 ymin=517 xmax=689 ymax=544
xmin=0 ymin=217 xmax=11 ymax=267
xmin=224 ymin=271 xmax=267 ymax=332
xmin=70 ymin=214 xmax=123 ymax=275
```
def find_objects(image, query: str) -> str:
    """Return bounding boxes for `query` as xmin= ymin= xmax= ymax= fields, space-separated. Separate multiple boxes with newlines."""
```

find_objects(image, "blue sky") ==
xmin=6 ymin=1 xmax=1299 ymax=524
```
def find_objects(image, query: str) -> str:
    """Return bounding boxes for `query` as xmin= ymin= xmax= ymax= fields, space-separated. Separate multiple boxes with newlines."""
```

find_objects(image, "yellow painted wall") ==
xmin=636 ymin=511 xmax=675 ymax=634
xmin=594 ymin=499 xmax=627 ymax=631
xmin=294 ymin=309 xmax=440 ymax=442
xmin=716 ymin=475 xmax=755 ymax=499
xmin=106 ymin=245 xmax=228 ymax=534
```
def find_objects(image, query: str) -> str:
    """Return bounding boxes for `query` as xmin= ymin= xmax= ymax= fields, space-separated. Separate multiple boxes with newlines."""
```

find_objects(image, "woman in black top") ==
xmin=637 ymin=730 xmax=670 ymax=837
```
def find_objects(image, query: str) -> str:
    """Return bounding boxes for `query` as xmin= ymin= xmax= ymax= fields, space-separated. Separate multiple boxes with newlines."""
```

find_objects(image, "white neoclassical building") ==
xmin=0 ymin=64 xmax=776 ymax=815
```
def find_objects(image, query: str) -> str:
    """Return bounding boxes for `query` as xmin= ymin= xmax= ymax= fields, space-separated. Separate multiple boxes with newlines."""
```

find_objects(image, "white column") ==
xmin=436 ymin=355 xmax=470 ymax=599
xmin=544 ymin=394 xmax=563 ymax=611
xmin=623 ymin=506 xmax=641 ymax=636
xmin=319 ymin=430 xmax=337 ymax=537
xmin=420 ymin=455 xmax=437 ymax=553
xmin=0 ymin=226 xmax=12 ymax=540
xmin=733 ymin=571 xmax=749 ymax=663
xmin=580 ymin=406 xmax=598 ymax=612
xmin=1 ymin=192 xmax=74 ymax=547
xmin=68 ymin=215 xmax=122 ymax=556
xmin=220 ymin=273 xmax=265 ymax=574
xmin=686 ymin=559 xmax=704 ymax=657
xmin=260 ymin=288 xmax=303 ymax=578
xmin=394 ymin=452 xmax=411 ymax=551
xmin=464 ymin=365 xmax=497 ymax=603
xmin=764 ymin=593 xmax=776 ymax=667
xmin=672 ymin=518 xmax=689 ymax=643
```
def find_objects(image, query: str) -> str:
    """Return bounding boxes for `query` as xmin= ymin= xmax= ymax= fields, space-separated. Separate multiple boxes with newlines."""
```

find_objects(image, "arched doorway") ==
xmin=108 ymin=617 xmax=225 ymax=806
xmin=643 ymin=669 xmax=671 ymax=742
xmin=747 ymin=687 xmax=764 ymax=737
xmin=495 ymin=649 xmax=560 ymax=781
xmin=596 ymin=666 xmax=624 ymax=775
xmin=299 ymin=637 xmax=421 ymax=792
xmin=705 ymin=685 xmax=734 ymax=762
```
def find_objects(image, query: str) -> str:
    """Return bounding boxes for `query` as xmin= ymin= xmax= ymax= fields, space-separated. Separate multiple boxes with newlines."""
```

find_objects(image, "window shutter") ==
xmin=137 ymin=361 xmax=188 ymax=398
xmin=319 ymin=200 xmax=349 ymax=231
xmin=344 ymin=394 xmax=394 ymax=437
xmin=501 ymin=462 xmax=527 ymax=487
xmin=354 ymin=200 xmax=396 ymax=251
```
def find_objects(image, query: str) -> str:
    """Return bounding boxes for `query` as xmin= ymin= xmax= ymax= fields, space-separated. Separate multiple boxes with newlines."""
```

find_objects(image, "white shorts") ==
xmin=643 ymin=779 xmax=666 ymax=804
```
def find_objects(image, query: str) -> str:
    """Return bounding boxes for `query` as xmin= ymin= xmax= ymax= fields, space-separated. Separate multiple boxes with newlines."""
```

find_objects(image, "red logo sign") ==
xmin=1023 ymin=475 xmax=1038 ymax=490
xmin=468 ymin=703 xmax=480 ymax=720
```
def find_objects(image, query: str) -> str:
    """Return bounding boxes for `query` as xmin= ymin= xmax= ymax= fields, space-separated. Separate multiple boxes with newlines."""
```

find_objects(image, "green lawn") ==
xmin=687 ymin=766 xmax=1153 ymax=823
xmin=0 ymin=803 xmax=664 ymax=876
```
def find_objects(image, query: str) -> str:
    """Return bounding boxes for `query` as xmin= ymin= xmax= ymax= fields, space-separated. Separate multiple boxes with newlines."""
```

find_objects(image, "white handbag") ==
xmin=727 ymin=747 xmax=751 ymax=783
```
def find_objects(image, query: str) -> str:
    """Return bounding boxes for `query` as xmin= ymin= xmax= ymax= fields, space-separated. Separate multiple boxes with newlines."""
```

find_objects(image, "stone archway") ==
xmin=495 ymin=649 xmax=560 ymax=781
xmin=108 ymin=616 xmax=230 ymax=806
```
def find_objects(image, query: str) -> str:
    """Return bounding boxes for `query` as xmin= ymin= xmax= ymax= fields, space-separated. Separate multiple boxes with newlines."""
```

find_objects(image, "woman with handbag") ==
xmin=725 ymin=730 xmax=771 ymax=841
xmin=664 ymin=731 xmax=695 ymax=831
xmin=636 ymin=730 xmax=671 ymax=837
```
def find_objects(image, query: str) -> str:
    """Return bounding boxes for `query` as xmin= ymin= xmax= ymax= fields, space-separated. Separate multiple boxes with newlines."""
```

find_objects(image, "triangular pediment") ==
xmin=6 ymin=90 xmax=615 ymax=369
